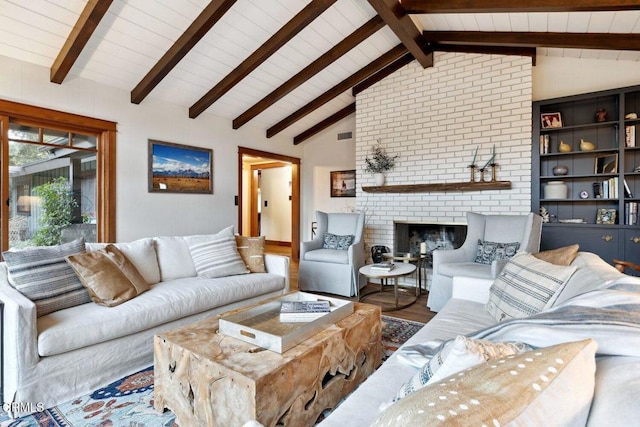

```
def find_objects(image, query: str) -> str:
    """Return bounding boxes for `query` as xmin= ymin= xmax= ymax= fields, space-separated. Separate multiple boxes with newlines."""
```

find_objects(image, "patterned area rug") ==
xmin=0 ymin=315 xmax=424 ymax=427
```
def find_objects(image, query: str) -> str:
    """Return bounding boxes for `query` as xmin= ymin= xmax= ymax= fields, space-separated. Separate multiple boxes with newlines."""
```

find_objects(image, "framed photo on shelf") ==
xmin=148 ymin=139 xmax=213 ymax=194
xmin=594 ymin=153 xmax=618 ymax=174
xmin=330 ymin=170 xmax=356 ymax=197
xmin=541 ymin=112 xmax=562 ymax=129
xmin=596 ymin=208 xmax=616 ymax=225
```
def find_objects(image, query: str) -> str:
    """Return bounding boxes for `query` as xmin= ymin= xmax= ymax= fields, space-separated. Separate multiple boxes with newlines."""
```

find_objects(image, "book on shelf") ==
xmin=626 ymin=125 xmax=636 ymax=148
xmin=370 ymin=262 xmax=395 ymax=272
xmin=624 ymin=179 xmax=633 ymax=198
xmin=625 ymin=202 xmax=639 ymax=225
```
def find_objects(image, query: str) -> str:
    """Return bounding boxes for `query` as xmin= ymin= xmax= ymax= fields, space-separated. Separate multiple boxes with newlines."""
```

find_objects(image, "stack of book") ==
xmin=279 ymin=300 xmax=331 ymax=322
xmin=625 ymin=202 xmax=639 ymax=225
xmin=370 ymin=262 xmax=395 ymax=272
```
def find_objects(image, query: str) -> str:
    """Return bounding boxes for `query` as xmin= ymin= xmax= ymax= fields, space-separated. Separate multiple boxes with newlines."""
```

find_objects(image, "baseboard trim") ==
xmin=266 ymin=240 xmax=291 ymax=247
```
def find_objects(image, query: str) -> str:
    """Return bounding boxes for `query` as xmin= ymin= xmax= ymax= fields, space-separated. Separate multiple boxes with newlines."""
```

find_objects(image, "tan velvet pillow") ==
xmin=235 ymin=235 xmax=266 ymax=273
xmin=533 ymin=244 xmax=579 ymax=266
xmin=66 ymin=244 xmax=150 ymax=307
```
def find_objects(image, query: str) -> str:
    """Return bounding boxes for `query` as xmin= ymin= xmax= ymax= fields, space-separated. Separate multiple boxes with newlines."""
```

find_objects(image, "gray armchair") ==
xmin=298 ymin=211 xmax=365 ymax=297
xmin=427 ymin=211 xmax=542 ymax=312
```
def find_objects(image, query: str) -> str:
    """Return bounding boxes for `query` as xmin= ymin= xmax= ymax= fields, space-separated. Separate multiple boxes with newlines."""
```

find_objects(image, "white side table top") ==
xmin=359 ymin=263 xmax=416 ymax=278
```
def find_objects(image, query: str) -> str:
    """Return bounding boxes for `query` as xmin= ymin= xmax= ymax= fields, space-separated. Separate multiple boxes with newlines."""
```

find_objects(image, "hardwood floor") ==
xmin=265 ymin=244 xmax=436 ymax=324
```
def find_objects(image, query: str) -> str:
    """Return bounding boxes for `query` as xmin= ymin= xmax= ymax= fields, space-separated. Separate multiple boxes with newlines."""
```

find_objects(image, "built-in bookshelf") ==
xmin=532 ymin=84 xmax=640 ymax=274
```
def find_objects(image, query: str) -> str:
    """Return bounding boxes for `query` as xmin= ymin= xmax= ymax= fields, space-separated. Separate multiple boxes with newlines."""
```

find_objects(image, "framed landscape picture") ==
xmin=148 ymin=140 xmax=213 ymax=194
xmin=330 ymin=170 xmax=356 ymax=197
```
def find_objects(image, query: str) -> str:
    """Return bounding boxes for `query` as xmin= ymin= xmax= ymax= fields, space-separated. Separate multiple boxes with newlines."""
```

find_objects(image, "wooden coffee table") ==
xmin=154 ymin=299 xmax=381 ymax=427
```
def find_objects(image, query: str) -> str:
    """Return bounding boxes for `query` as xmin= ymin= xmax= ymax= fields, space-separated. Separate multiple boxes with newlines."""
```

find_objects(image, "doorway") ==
xmin=238 ymin=147 xmax=300 ymax=260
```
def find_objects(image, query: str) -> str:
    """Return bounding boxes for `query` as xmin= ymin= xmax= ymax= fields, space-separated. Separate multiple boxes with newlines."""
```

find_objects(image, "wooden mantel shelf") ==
xmin=361 ymin=181 xmax=512 ymax=193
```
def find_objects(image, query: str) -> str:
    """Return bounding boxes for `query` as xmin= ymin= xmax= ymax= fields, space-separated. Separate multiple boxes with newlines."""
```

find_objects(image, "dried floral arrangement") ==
xmin=364 ymin=140 xmax=398 ymax=174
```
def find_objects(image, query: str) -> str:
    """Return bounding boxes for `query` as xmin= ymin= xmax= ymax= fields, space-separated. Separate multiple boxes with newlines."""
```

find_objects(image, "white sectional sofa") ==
xmin=321 ymin=251 xmax=640 ymax=426
xmin=1 ymin=234 xmax=290 ymax=417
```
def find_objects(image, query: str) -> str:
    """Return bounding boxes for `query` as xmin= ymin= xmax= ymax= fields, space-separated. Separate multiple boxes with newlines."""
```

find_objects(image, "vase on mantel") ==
xmin=374 ymin=173 xmax=385 ymax=186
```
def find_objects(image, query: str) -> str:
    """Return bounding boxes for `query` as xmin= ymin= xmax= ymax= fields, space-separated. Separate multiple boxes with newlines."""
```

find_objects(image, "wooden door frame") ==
xmin=238 ymin=147 xmax=300 ymax=260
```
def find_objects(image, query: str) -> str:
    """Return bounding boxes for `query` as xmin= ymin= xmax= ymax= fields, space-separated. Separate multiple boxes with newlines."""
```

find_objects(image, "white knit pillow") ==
xmin=187 ymin=226 xmax=249 ymax=278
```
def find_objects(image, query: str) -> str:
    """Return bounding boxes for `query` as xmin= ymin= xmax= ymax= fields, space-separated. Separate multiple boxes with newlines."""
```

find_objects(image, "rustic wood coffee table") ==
xmin=154 ymin=299 xmax=381 ymax=427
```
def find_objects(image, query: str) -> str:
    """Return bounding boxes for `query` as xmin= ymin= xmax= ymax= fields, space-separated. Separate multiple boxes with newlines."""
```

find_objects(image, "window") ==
xmin=0 ymin=100 xmax=116 ymax=251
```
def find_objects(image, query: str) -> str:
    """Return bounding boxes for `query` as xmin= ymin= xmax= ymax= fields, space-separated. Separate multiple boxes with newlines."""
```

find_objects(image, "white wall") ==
xmin=355 ymin=53 xmax=533 ymax=253
xmin=0 ymin=54 xmax=302 ymax=241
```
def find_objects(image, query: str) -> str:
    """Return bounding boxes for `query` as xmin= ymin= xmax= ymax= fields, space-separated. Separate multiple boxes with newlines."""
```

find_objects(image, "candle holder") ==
xmin=479 ymin=168 xmax=489 ymax=182
xmin=490 ymin=163 xmax=498 ymax=182
xmin=468 ymin=164 xmax=477 ymax=182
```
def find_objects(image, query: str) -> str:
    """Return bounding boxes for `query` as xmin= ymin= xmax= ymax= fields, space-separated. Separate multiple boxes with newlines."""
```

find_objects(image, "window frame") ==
xmin=0 ymin=99 xmax=116 ymax=251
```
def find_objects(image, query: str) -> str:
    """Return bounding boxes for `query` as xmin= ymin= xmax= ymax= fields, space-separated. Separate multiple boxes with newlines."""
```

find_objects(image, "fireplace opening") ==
xmin=394 ymin=221 xmax=467 ymax=267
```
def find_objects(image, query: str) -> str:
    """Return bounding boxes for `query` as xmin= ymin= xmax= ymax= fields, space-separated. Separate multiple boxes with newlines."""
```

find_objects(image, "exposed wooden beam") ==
xmin=423 ymin=31 xmax=640 ymax=51
xmin=366 ymin=0 xmax=432 ymax=68
xmin=294 ymin=103 xmax=356 ymax=145
xmin=267 ymin=44 xmax=410 ymax=138
xmin=131 ymin=0 xmax=238 ymax=105
xmin=232 ymin=15 xmax=385 ymax=129
xmin=189 ymin=0 xmax=337 ymax=119
xmin=353 ymin=53 xmax=414 ymax=96
xmin=401 ymin=0 xmax=640 ymax=13
xmin=50 ymin=0 xmax=113 ymax=84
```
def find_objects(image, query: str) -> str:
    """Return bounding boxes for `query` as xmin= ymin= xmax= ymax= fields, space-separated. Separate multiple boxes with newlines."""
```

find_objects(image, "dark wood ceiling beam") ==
xmin=50 ymin=0 xmax=113 ymax=84
xmin=353 ymin=52 xmax=414 ymax=96
xmin=189 ymin=0 xmax=337 ymax=119
xmin=366 ymin=0 xmax=433 ymax=68
xmin=423 ymin=31 xmax=640 ymax=50
xmin=232 ymin=15 xmax=385 ymax=129
xmin=294 ymin=103 xmax=356 ymax=145
xmin=401 ymin=0 xmax=640 ymax=13
xmin=131 ymin=0 xmax=238 ymax=105
xmin=267 ymin=44 xmax=410 ymax=138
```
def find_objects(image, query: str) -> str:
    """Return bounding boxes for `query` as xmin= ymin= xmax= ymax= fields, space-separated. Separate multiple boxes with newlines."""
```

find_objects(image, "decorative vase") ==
xmin=374 ymin=173 xmax=385 ymax=186
xmin=558 ymin=141 xmax=572 ymax=153
xmin=552 ymin=165 xmax=569 ymax=176
xmin=544 ymin=181 xmax=568 ymax=199
xmin=580 ymin=139 xmax=596 ymax=151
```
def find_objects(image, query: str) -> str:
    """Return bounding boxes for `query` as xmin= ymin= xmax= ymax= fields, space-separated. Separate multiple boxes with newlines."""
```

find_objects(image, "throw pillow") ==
xmin=487 ymin=252 xmax=577 ymax=322
xmin=2 ymin=238 xmax=90 ymax=317
xmin=533 ymin=244 xmax=579 ymax=266
xmin=322 ymin=232 xmax=354 ymax=250
xmin=187 ymin=226 xmax=249 ymax=278
xmin=235 ymin=235 xmax=266 ymax=273
xmin=475 ymin=239 xmax=520 ymax=264
xmin=66 ymin=245 xmax=150 ymax=307
xmin=373 ymin=339 xmax=597 ymax=427
xmin=87 ymin=238 xmax=160 ymax=285
xmin=395 ymin=336 xmax=530 ymax=402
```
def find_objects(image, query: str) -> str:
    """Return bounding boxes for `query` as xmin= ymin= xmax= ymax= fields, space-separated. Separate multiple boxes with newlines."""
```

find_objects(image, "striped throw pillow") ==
xmin=187 ymin=226 xmax=249 ymax=278
xmin=487 ymin=252 xmax=577 ymax=322
xmin=3 ymin=238 xmax=90 ymax=317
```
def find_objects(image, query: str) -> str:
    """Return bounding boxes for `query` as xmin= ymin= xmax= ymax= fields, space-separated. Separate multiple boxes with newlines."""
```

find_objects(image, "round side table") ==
xmin=382 ymin=252 xmax=426 ymax=293
xmin=358 ymin=263 xmax=418 ymax=311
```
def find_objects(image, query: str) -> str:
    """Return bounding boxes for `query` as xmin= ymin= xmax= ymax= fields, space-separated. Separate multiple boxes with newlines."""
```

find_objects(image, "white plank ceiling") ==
xmin=0 ymin=0 xmax=639 ymax=140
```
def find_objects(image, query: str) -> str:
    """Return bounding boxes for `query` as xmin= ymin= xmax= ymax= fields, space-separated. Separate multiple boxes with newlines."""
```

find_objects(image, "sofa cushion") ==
xmin=66 ymin=245 xmax=149 ymax=307
xmin=235 ymin=235 xmax=266 ymax=273
xmin=86 ymin=238 xmax=160 ymax=285
xmin=304 ymin=248 xmax=349 ymax=264
xmin=533 ymin=244 xmax=579 ymax=266
xmin=487 ymin=253 xmax=576 ymax=321
xmin=37 ymin=272 xmax=286 ymax=356
xmin=3 ymin=238 xmax=90 ymax=317
xmin=154 ymin=236 xmax=197 ymax=281
xmin=395 ymin=336 xmax=529 ymax=401
xmin=438 ymin=262 xmax=493 ymax=280
xmin=187 ymin=226 xmax=249 ymax=278
xmin=475 ymin=239 xmax=520 ymax=264
xmin=322 ymin=233 xmax=354 ymax=250
xmin=589 ymin=356 xmax=640 ymax=426
xmin=373 ymin=339 xmax=597 ymax=427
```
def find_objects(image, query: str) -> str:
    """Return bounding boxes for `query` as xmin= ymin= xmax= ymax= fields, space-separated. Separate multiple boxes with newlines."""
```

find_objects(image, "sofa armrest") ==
xmin=264 ymin=254 xmax=290 ymax=292
xmin=451 ymin=275 xmax=494 ymax=304
xmin=0 ymin=274 xmax=40 ymax=402
xmin=300 ymin=238 xmax=323 ymax=259
xmin=491 ymin=259 xmax=509 ymax=278
xmin=432 ymin=247 xmax=475 ymax=273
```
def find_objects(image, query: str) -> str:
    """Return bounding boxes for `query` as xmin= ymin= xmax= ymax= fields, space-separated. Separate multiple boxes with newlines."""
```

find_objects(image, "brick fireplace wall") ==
xmin=355 ymin=52 xmax=533 ymax=255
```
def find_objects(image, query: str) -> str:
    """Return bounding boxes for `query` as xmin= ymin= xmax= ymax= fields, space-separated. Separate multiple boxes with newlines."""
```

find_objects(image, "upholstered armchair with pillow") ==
xmin=298 ymin=211 xmax=365 ymax=297
xmin=427 ymin=211 xmax=542 ymax=312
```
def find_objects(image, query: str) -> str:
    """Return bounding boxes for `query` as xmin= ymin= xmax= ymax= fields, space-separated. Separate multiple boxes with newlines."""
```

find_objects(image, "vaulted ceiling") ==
xmin=1 ymin=0 xmax=640 ymax=144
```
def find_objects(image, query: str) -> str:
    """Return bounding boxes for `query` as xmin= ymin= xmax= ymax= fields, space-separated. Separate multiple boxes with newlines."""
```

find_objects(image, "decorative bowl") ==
xmin=552 ymin=165 xmax=568 ymax=176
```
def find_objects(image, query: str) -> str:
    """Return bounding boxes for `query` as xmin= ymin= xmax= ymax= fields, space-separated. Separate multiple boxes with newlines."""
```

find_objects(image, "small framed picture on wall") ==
xmin=330 ymin=170 xmax=356 ymax=197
